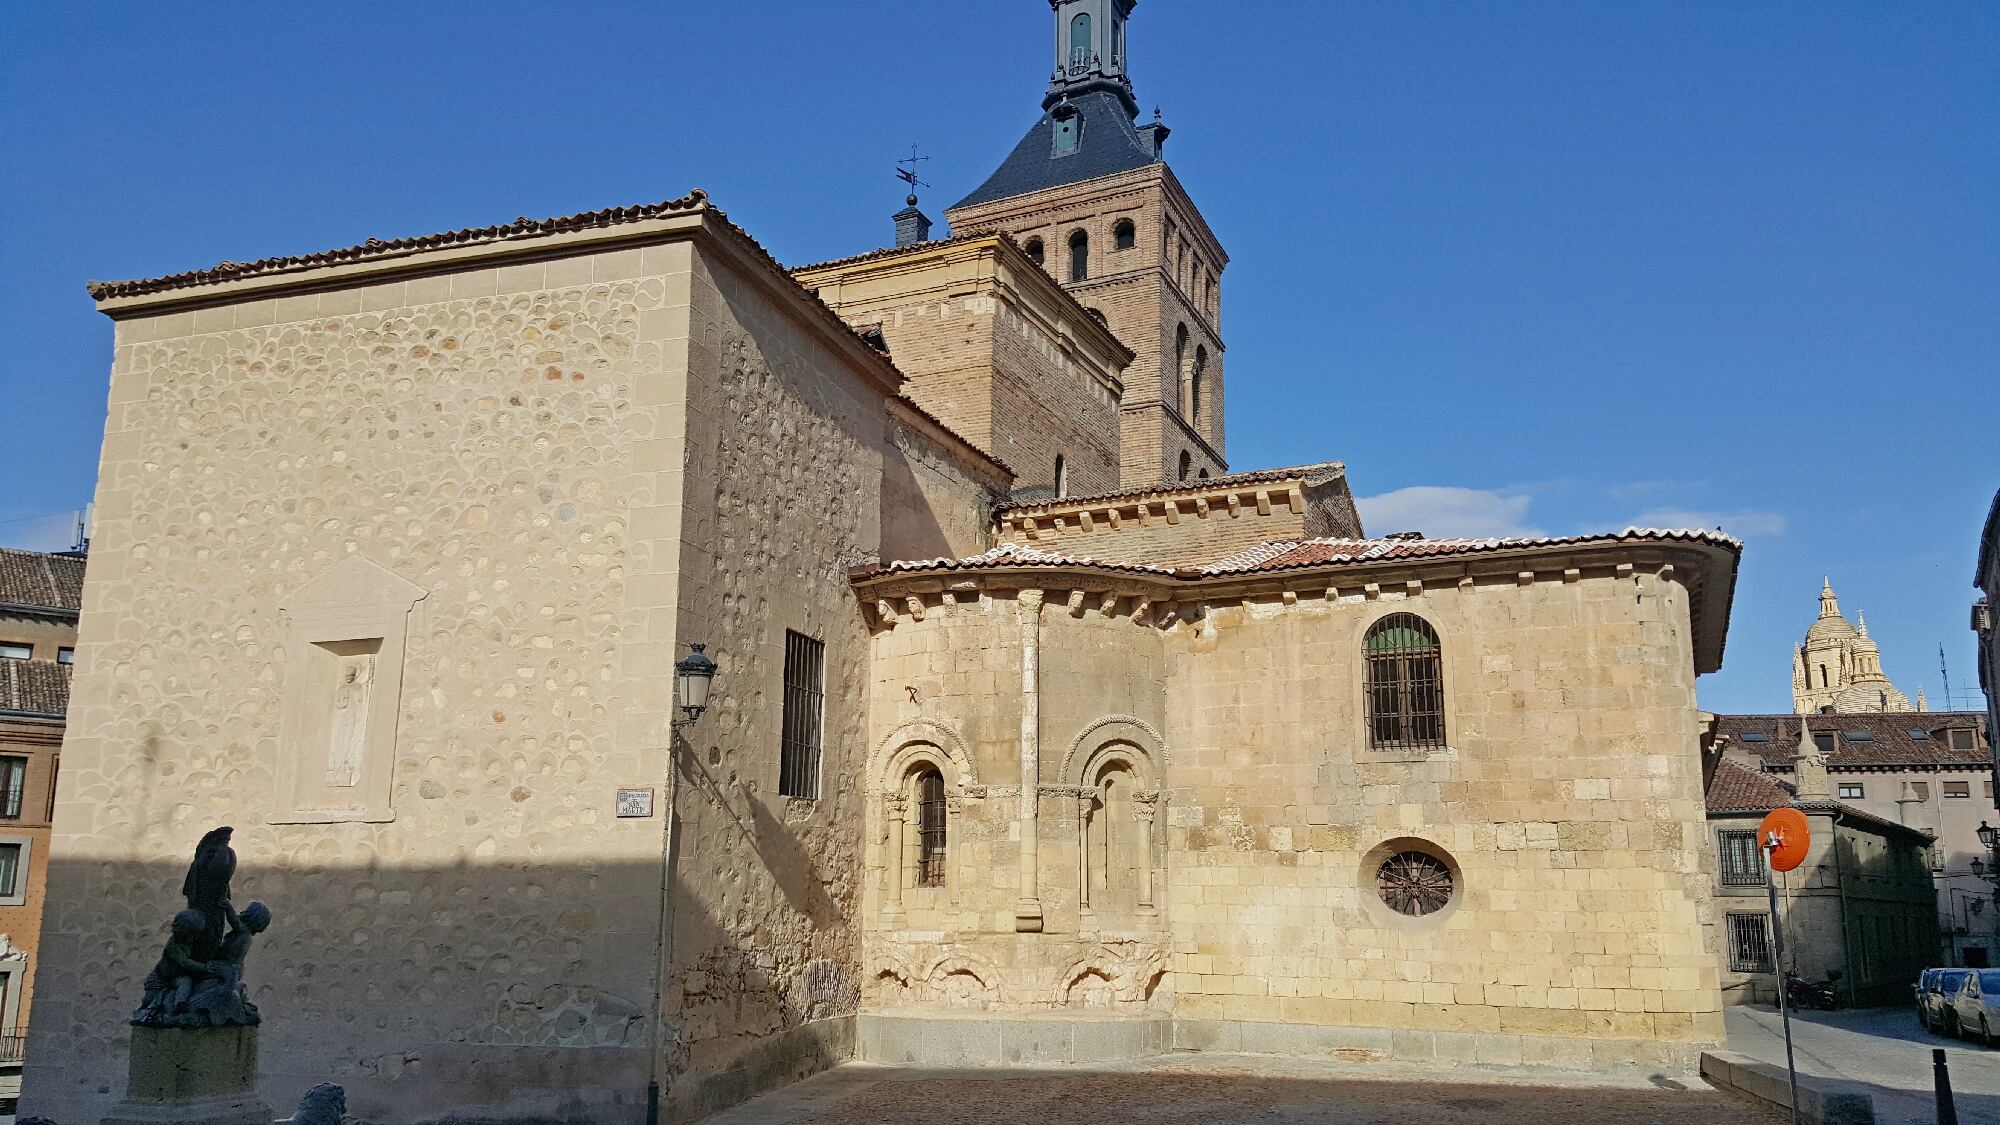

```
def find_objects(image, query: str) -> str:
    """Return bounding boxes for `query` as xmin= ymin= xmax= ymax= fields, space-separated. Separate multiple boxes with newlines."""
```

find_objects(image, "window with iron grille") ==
xmin=1364 ymin=614 xmax=1446 ymax=751
xmin=1728 ymin=913 xmax=1773 ymax=973
xmin=0 ymin=758 xmax=23 ymax=821
xmin=916 ymin=768 xmax=947 ymax=887
xmin=1718 ymin=829 xmax=1764 ymax=886
xmin=779 ymin=631 xmax=825 ymax=799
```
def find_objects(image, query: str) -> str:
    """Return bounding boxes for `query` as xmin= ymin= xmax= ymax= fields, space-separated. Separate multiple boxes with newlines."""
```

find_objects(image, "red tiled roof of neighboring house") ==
xmin=1716 ymin=712 xmax=1991 ymax=770
xmin=0 ymin=547 xmax=86 ymax=615
xmin=0 ymin=658 xmax=70 ymax=718
xmin=996 ymin=461 xmax=1350 ymax=516
xmin=1200 ymin=528 xmax=1742 ymax=576
xmin=1706 ymin=759 xmax=1933 ymax=842
xmin=862 ymin=541 xmax=1179 ymax=579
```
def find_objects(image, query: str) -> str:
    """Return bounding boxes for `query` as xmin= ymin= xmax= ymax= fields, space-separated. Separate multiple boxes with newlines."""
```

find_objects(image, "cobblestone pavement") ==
xmin=1727 ymin=1005 xmax=2000 ymax=1125
xmin=705 ymin=1055 xmax=1780 ymax=1125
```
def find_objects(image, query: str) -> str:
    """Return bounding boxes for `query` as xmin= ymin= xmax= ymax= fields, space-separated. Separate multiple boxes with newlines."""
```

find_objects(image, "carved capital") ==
xmin=1018 ymin=588 xmax=1046 ymax=615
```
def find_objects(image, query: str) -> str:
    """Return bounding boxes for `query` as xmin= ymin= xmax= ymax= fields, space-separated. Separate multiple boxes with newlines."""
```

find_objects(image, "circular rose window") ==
xmin=1376 ymin=850 xmax=1454 ymax=917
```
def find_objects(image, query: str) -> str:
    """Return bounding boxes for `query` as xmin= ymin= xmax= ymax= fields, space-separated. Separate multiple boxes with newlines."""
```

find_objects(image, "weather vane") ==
xmin=895 ymin=143 xmax=931 ymax=204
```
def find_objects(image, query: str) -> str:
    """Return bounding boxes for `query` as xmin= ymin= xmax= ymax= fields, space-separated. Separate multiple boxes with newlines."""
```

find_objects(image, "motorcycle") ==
xmin=1783 ymin=969 xmax=1840 ymax=1011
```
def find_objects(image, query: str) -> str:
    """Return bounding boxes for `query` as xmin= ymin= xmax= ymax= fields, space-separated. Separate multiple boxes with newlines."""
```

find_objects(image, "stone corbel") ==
xmin=1066 ymin=589 xmax=1087 ymax=618
xmin=905 ymin=595 xmax=926 ymax=622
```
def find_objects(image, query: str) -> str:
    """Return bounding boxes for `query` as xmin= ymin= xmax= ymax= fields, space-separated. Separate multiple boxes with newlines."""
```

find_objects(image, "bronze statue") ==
xmin=133 ymin=827 xmax=271 ymax=1028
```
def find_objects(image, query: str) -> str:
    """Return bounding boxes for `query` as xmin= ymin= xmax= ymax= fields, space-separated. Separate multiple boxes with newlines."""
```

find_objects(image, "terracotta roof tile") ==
xmin=0 ymin=659 xmax=70 ymax=718
xmin=88 ymin=191 xmax=713 ymax=301
xmin=1200 ymin=528 xmax=1743 ymax=576
xmin=996 ymin=461 xmax=1349 ymax=516
xmin=1705 ymin=759 xmax=1933 ymax=842
xmin=859 ymin=528 xmax=1740 ymax=582
xmin=0 ymin=547 xmax=85 ymax=614
xmin=791 ymin=233 xmax=988 ymax=275
xmin=1716 ymin=712 xmax=1990 ymax=770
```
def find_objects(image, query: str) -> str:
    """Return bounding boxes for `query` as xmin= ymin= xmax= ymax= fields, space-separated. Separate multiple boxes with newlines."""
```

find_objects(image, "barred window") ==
xmin=1718 ymin=829 xmax=1764 ymax=886
xmin=1364 ymin=614 xmax=1446 ymax=750
xmin=1728 ymin=913 xmax=1773 ymax=973
xmin=916 ymin=768 xmax=947 ymax=887
xmin=779 ymin=631 xmax=825 ymax=799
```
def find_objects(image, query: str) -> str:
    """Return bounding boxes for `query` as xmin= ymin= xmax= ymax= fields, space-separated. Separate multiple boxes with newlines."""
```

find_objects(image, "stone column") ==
xmin=1016 ymin=589 xmax=1046 ymax=932
xmin=1076 ymin=790 xmax=1094 ymax=915
xmin=1134 ymin=790 xmax=1160 ymax=915
xmin=883 ymin=791 xmax=908 ymax=918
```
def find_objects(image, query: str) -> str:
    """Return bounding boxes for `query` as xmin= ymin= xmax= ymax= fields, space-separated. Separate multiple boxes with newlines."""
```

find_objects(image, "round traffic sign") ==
xmin=1758 ymin=807 xmax=1810 ymax=872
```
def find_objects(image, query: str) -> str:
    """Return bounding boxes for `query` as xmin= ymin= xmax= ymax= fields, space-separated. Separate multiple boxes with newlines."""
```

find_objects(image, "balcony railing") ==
xmin=0 ymin=1027 xmax=26 ymax=1064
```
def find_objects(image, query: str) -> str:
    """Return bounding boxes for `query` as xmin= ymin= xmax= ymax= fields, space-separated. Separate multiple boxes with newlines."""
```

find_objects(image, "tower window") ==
xmin=1024 ymin=237 xmax=1044 ymax=266
xmin=1365 ymin=613 xmax=1447 ymax=751
xmin=1191 ymin=345 xmax=1208 ymax=426
xmin=1114 ymin=220 xmax=1136 ymax=251
xmin=1177 ymin=451 xmax=1192 ymax=482
xmin=1052 ymin=108 xmax=1082 ymax=156
xmin=1070 ymin=12 xmax=1092 ymax=71
xmin=1053 ymin=454 xmax=1068 ymax=498
xmin=1068 ymin=230 xmax=1089 ymax=282
xmin=1112 ymin=15 xmax=1124 ymax=64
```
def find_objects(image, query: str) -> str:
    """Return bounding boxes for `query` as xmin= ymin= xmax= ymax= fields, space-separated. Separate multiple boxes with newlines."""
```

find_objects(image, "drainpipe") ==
xmin=1016 ymin=589 xmax=1046 ymax=932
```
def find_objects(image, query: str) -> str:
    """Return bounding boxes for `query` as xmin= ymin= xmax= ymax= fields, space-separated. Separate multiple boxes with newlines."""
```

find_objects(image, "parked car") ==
xmin=1919 ymin=968 xmax=1974 ymax=1032
xmin=1948 ymin=968 xmax=2000 ymax=1044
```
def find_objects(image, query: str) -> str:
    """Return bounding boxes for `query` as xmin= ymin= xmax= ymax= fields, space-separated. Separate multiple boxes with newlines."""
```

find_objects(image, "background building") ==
xmin=1712 ymin=712 xmax=1993 ymax=966
xmin=0 ymin=543 xmax=84 ymax=1122
xmin=1704 ymin=756 xmax=1936 ymax=1006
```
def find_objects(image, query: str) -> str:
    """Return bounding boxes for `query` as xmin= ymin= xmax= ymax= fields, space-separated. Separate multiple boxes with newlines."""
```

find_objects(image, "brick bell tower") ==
xmin=947 ymin=0 xmax=1228 ymax=488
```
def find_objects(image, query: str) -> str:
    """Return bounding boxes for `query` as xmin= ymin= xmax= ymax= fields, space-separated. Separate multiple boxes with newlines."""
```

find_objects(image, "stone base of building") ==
xmin=102 ymin=1025 xmax=274 ymax=1125
xmin=857 ymin=1011 xmax=1710 ymax=1076
xmin=859 ymin=1010 xmax=1170 ymax=1067
xmin=667 ymin=1014 xmax=856 ymax=1125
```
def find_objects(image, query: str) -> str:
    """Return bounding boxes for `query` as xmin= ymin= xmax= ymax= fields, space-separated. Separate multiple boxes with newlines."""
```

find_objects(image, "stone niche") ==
xmin=272 ymin=556 xmax=426 ymax=824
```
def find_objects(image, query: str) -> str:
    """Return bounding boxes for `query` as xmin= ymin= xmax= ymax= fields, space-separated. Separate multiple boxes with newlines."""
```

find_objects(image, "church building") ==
xmin=28 ymin=5 xmax=1742 ymax=1123
xmin=1793 ymin=579 xmax=1920 ymax=714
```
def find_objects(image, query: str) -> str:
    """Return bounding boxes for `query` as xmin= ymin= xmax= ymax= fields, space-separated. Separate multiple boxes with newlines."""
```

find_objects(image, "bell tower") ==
xmin=1047 ymin=0 xmax=1138 ymax=116
xmin=948 ymin=0 xmax=1229 ymax=489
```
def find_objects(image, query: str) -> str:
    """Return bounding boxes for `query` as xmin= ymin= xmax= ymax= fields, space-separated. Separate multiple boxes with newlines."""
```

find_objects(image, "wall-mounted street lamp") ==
xmin=674 ymin=643 xmax=718 ymax=730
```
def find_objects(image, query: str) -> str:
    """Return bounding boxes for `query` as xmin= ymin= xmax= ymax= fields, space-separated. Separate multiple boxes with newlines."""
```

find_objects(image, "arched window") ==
xmin=1052 ymin=107 xmax=1082 ymax=155
xmin=1024 ymin=237 xmax=1044 ymax=267
xmin=1197 ymin=468 xmax=1209 ymax=480
xmin=1112 ymin=15 xmax=1124 ymax=64
xmin=1114 ymin=219 xmax=1136 ymax=250
xmin=915 ymin=767 xmax=947 ymax=887
xmin=1191 ymin=345 xmax=1207 ymax=425
xmin=1070 ymin=12 xmax=1092 ymax=69
xmin=1084 ymin=307 xmax=1108 ymax=327
xmin=1068 ymin=230 xmax=1089 ymax=282
xmin=1087 ymin=759 xmax=1138 ymax=909
xmin=1053 ymin=454 xmax=1068 ymax=498
xmin=1170 ymin=323 xmax=1188 ymax=414
xmin=1365 ymin=614 xmax=1446 ymax=751
xmin=1177 ymin=451 xmax=1192 ymax=482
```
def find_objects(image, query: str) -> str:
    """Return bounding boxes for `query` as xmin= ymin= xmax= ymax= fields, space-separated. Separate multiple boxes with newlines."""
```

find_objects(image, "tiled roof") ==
xmin=860 ymin=528 xmax=1739 ymax=582
xmin=0 ymin=547 xmax=86 ymax=615
xmin=862 ymin=541 xmax=1178 ymax=579
xmin=1716 ymin=712 xmax=1991 ymax=770
xmin=88 ymin=191 xmax=713 ymax=300
xmin=1706 ymin=760 xmax=1932 ymax=842
xmin=0 ymin=659 xmax=70 ymax=718
xmin=996 ymin=461 xmax=1348 ymax=516
xmin=791 ymin=233 xmax=988 ymax=275
xmin=1201 ymin=528 xmax=1743 ymax=577
xmin=953 ymin=91 xmax=1162 ymax=210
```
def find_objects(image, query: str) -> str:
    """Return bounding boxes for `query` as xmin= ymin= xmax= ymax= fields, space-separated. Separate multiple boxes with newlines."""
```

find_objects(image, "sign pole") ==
xmin=1766 ymin=838 xmax=1801 ymax=1125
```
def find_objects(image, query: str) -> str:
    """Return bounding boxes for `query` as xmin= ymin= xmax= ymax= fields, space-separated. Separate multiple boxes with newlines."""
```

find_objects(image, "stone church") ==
xmin=29 ymin=3 xmax=1743 ymax=1122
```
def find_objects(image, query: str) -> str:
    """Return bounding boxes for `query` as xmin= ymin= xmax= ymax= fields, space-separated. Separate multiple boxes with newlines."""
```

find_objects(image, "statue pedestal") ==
xmin=101 ymin=1025 xmax=274 ymax=1125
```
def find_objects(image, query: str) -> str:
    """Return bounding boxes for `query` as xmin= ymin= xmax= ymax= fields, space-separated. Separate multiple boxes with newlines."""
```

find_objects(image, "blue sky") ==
xmin=1 ymin=2 xmax=1994 ymax=714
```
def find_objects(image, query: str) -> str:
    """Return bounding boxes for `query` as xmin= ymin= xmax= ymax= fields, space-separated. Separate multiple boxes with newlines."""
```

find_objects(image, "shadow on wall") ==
xmin=22 ymin=848 xmax=858 ymax=1125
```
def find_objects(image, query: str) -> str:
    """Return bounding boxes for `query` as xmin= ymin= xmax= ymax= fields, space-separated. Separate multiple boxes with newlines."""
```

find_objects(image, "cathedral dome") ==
xmin=1803 ymin=578 xmax=1855 ymax=643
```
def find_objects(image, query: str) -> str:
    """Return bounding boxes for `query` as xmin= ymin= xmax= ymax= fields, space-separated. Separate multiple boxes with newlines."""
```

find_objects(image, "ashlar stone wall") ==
xmin=1162 ymin=565 xmax=1724 ymax=1069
